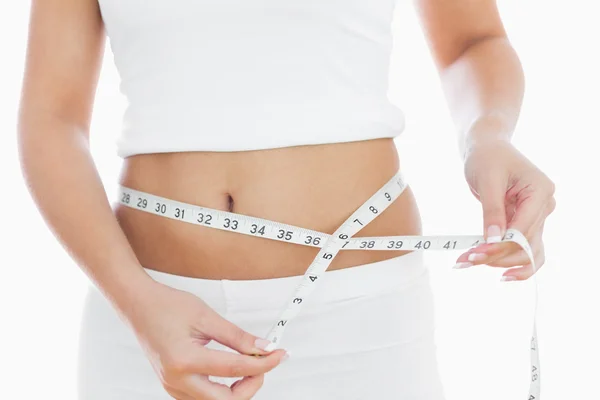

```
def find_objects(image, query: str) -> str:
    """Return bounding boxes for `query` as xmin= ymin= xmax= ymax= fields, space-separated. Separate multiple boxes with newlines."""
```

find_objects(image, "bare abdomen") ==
xmin=114 ymin=138 xmax=422 ymax=280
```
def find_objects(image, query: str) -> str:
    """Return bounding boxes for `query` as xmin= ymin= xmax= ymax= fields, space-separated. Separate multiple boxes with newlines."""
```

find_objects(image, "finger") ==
xmin=486 ymin=226 xmax=544 ymax=266
xmin=164 ymin=386 xmax=194 ymax=400
xmin=477 ymin=172 xmax=509 ymax=243
xmin=453 ymin=242 xmax=517 ymax=268
xmin=485 ymin=249 xmax=534 ymax=268
xmin=487 ymin=228 xmax=543 ymax=267
xmin=231 ymin=375 xmax=265 ymax=400
xmin=546 ymin=195 xmax=557 ymax=216
xmin=456 ymin=216 xmax=546 ymax=269
xmin=507 ymin=188 xmax=550 ymax=239
xmin=179 ymin=374 xmax=231 ymax=400
xmin=185 ymin=347 xmax=287 ymax=377
xmin=454 ymin=243 xmax=520 ymax=268
xmin=500 ymin=250 xmax=546 ymax=281
xmin=203 ymin=311 xmax=278 ymax=355
xmin=230 ymin=379 xmax=243 ymax=391
xmin=165 ymin=379 xmax=207 ymax=400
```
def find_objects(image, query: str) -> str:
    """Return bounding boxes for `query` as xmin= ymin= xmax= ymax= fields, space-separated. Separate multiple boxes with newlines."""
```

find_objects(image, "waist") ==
xmin=141 ymin=251 xmax=430 ymax=314
xmin=115 ymin=138 xmax=422 ymax=279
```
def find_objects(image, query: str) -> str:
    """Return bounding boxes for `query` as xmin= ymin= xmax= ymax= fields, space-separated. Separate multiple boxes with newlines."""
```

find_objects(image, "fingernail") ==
xmin=453 ymin=262 xmax=473 ymax=269
xmin=486 ymin=225 xmax=502 ymax=243
xmin=500 ymin=275 xmax=518 ymax=282
xmin=254 ymin=338 xmax=273 ymax=351
xmin=281 ymin=351 xmax=291 ymax=363
xmin=468 ymin=253 xmax=487 ymax=262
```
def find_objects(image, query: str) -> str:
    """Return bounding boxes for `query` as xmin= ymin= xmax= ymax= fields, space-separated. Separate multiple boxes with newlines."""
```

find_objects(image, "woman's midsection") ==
xmin=114 ymin=138 xmax=422 ymax=280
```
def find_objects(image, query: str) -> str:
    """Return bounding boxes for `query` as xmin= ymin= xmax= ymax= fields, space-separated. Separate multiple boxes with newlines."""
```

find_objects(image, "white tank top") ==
xmin=98 ymin=0 xmax=405 ymax=158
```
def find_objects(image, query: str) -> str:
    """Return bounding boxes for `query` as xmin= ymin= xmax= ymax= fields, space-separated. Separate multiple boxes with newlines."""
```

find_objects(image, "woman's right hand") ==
xmin=125 ymin=278 xmax=288 ymax=400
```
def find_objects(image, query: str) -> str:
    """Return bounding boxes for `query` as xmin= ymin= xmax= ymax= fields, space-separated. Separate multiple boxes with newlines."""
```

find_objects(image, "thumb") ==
xmin=477 ymin=175 xmax=508 ymax=243
xmin=205 ymin=312 xmax=275 ymax=356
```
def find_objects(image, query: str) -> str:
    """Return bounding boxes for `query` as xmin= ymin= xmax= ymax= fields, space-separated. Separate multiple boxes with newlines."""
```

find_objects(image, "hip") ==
xmin=114 ymin=138 xmax=423 ymax=280
xmin=78 ymin=251 xmax=444 ymax=400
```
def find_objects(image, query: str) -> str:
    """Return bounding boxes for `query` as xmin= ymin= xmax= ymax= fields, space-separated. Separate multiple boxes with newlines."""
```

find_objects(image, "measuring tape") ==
xmin=117 ymin=170 xmax=541 ymax=399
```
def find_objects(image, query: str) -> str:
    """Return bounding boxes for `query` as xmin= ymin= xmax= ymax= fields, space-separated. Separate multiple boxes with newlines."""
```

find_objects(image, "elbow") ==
xmin=16 ymin=104 xmax=91 ymax=179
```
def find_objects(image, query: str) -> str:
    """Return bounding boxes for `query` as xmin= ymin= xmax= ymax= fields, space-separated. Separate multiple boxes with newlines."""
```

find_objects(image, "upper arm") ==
xmin=18 ymin=0 xmax=105 ymax=134
xmin=413 ymin=0 xmax=508 ymax=69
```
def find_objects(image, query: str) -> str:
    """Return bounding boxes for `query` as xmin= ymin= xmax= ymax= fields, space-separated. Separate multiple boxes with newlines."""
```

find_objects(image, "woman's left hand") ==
xmin=453 ymin=139 xmax=556 ymax=281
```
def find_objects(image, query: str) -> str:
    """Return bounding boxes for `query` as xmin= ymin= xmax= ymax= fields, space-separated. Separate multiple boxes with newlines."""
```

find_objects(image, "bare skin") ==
xmin=116 ymin=139 xmax=421 ymax=280
xmin=19 ymin=0 xmax=553 ymax=398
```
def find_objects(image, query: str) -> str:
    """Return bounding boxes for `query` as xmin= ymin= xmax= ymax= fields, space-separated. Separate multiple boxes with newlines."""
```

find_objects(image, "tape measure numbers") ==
xmin=117 ymin=170 xmax=541 ymax=399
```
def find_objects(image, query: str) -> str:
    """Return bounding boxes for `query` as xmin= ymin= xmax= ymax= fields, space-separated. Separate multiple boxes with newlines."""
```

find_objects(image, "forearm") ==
xmin=18 ymin=112 xmax=156 ymax=319
xmin=440 ymin=36 xmax=525 ymax=161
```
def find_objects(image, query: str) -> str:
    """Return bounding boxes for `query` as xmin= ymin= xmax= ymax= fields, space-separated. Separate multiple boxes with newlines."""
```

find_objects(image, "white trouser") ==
xmin=77 ymin=250 xmax=445 ymax=399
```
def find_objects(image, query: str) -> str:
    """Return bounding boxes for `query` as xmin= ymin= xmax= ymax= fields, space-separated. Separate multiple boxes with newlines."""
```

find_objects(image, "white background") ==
xmin=1 ymin=1 xmax=598 ymax=399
